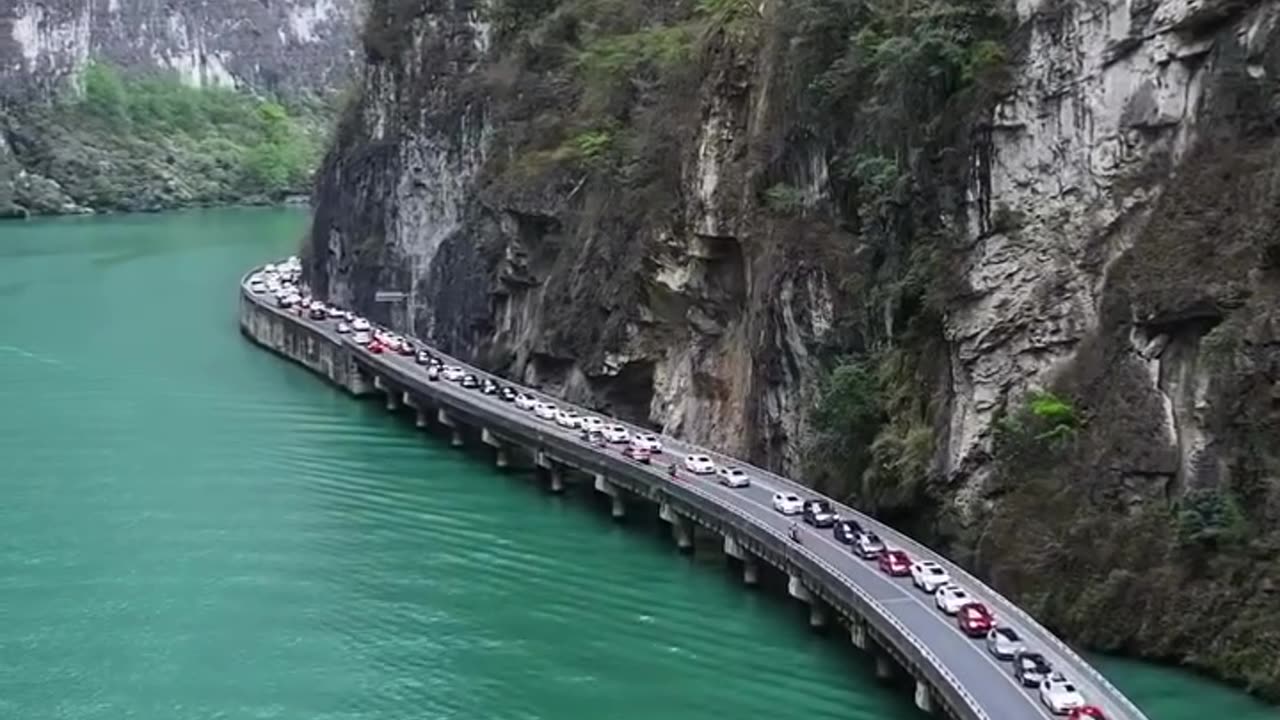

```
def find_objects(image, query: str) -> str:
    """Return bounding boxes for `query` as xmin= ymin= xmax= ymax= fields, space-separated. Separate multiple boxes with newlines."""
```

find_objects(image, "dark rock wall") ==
xmin=307 ymin=0 xmax=1280 ymax=697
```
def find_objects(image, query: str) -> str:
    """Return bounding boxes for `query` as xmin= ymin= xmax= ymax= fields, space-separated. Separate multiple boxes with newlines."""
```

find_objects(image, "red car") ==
xmin=1069 ymin=708 xmax=1106 ymax=720
xmin=621 ymin=445 xmax=652 ymax=464
xmin=367 ymin=340 xmax=386 ymax=354
xmin=878 ymin=549 xmax=911 ymax=576
xmin=956 ymin=602 xmax=995 ymax=637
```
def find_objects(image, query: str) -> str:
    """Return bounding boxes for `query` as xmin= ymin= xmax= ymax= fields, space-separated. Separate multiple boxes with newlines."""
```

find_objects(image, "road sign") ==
xmin=375 ymin=291 xmax=408 ymax=302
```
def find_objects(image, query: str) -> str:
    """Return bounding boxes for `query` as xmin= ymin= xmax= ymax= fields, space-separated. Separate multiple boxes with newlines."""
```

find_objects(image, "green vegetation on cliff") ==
xmin=1 ymin=62 xmax=334 ymax=216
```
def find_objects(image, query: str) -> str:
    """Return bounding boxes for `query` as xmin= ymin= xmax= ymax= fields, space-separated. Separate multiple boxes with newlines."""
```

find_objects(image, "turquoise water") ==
xmin=0 ymin=208 xmax=1273 ymax=719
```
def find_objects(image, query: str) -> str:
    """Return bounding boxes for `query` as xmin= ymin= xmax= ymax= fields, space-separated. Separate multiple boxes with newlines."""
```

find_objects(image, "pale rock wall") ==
xmin=945 ymin=0 xmax=1277 ymax=509
xmin=0 ymin=0 xmax=363 ymax=100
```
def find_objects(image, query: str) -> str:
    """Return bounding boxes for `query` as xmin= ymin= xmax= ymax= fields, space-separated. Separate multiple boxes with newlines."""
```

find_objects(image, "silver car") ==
xmin=987 ymin=627 xmax=1025 ymax=660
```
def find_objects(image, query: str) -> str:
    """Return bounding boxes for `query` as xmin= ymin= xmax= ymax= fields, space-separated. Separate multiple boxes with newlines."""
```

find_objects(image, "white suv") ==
xmin=772 ymin=492 xmax=804 ymax=515
xmin=910 ymin=561 xmax=952 ymax=593
xmin=934 ymin=584 xmax=973 ymax=614
xmin=682 ymin=454 xmax=715 ymax=474
xmin=631 ymin=434 xmax=662 ymax=453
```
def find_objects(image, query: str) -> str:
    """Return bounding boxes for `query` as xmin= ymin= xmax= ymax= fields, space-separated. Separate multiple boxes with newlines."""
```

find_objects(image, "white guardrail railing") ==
xmin=241 ymin=266 xmax=1147 ymax=720
xmin=364 ymin=340 xmax=992 ymax=720
xmin=690 ymin=452 xmax=1148 ymax=720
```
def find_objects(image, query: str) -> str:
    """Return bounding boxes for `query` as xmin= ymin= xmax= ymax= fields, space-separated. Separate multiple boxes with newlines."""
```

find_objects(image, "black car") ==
xmin=461 ymin=374 xmax=479 ymax=389
xmin=308 ymin=306 xmax=327 ymax=320
xmin=832 ymin=519 xmax=862 ymax=544
xmin=415 ymin=350 xmax=434 ymax=365
xmin=480 ymin=381 xmax=498 ymax=395
xmin=498 ymin=386 xmax=517 ymax=402
xmin=802 ymin=499 xmax=839 ymax=528
xmin=1013 ymin=651 xmax=1052 ymax=688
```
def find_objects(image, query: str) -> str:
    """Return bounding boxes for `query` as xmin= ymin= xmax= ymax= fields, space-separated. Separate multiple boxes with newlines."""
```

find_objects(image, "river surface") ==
xmin=0 ymin=207 xmax=1273 ymax=720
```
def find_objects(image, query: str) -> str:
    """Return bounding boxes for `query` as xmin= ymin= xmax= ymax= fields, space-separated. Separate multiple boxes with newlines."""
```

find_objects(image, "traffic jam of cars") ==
xmin=250 ymin=260 xmax=1106 ymax=719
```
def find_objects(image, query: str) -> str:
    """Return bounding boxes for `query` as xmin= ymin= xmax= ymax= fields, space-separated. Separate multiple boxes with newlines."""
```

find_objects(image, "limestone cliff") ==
xmin=306 ymin=0 xmax=1280 ymax=697
xmin=0 ymin=0 xmax=360 ymax=100
xmin=0 ymin=0 xmax=363 ymax=216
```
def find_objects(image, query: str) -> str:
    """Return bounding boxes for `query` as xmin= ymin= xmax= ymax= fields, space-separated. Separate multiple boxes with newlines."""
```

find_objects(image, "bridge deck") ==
xmin=240 ymin=270 xmax=1149 ymax=720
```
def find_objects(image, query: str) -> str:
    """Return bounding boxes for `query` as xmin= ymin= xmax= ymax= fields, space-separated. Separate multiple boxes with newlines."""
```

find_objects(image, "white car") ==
xmin=631 ymin=434 xmax=662 ymax=453
xmin=683 ymin=454 xmax=715 ymax=474
xmin=602 ymin=424 xmax=630 ymax=443
xmin=442 ymin=366 xmax=466 ymax=382
xmin=325 ymin=306 xmax=343 ymax=319
xmin=580 ymin=417 xmax=605 ymax=434
xmin=1039 ymin=673 xmax=1086 ymax=715
xmin=986 ymin=627 xmax=1024 ymax=660
xmin=772 ymin=492 xmax=804 ymax=515
xmin=336 ymin=322 xmax=352 ymax=334
xmin=716 ymin=466 xmax=750 ymax=488
xmin=514 ymin=394 xmax=537 ymax=411
xmin=352 ymin=330 xmax=371 ymax=344
xmin=555 ymin=410 xmax=582 ymax=429
xmin=911 ymin=561 xmax=952 ymax=593
xmin=534 ymin=402 xmax=559 ymax=420
xmin=934 ymin=584 xmax=974 ymax=614
xmin=352 ymin=318 xmax=371 ymax=332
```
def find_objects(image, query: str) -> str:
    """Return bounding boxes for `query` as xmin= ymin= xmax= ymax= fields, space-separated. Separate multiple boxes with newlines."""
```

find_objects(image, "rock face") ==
xmin=0 ymin=0 xmax=363 ymax=217
xmin=307 ymin=0 xmax=1280 ymax=696
xmin=0 ymin=0 xmax=362 ymax=101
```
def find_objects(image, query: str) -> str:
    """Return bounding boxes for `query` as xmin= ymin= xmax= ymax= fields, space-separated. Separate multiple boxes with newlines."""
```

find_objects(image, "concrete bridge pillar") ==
xmin=435 ymin=409 xmax=464 ymax=446
xmin=482 ymin=429 xmax=509 ymax=468
xmin=659 ymin=502 xmax=692 ymax=552
xmin=385 ymin=390 xmax=400 ymax=412
xmin=787 ymin=575 xmax=812 ymax=602
xmin=535 ymin=452 xmax=566 ymax=493
xmin=415 ymin=410 xmax=429 ymax=428
xmin=593 ymin=475 xmax=625 ymax=519
xmin=723 ymin=535 xmax=745 ymax=559
xmin=723 ymin=536 xmax=758 ymax=586
xmin=850 ymin=619 xmax=868 ymax=650
xmin=373 ymin=375 xmax=386 ymax=391
xmin=914 ymin=680 xmax=934 ymax=714
xmin=874 ymin=653 xmax=893 ymax=680
xmin=402 ymin=391 xmax=414 ymax=408
xmin=808 ymin=603 xmax=827 ymax=629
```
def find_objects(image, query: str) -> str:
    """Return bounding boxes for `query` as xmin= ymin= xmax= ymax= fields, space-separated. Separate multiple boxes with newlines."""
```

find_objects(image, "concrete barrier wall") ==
xmin=238 ymin=289 xmax=372 ymax=396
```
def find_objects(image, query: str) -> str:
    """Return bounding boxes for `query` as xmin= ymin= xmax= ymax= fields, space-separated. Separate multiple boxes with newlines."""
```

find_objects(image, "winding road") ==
xmin=242 ymin=270 xmax=1150 ymax=720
